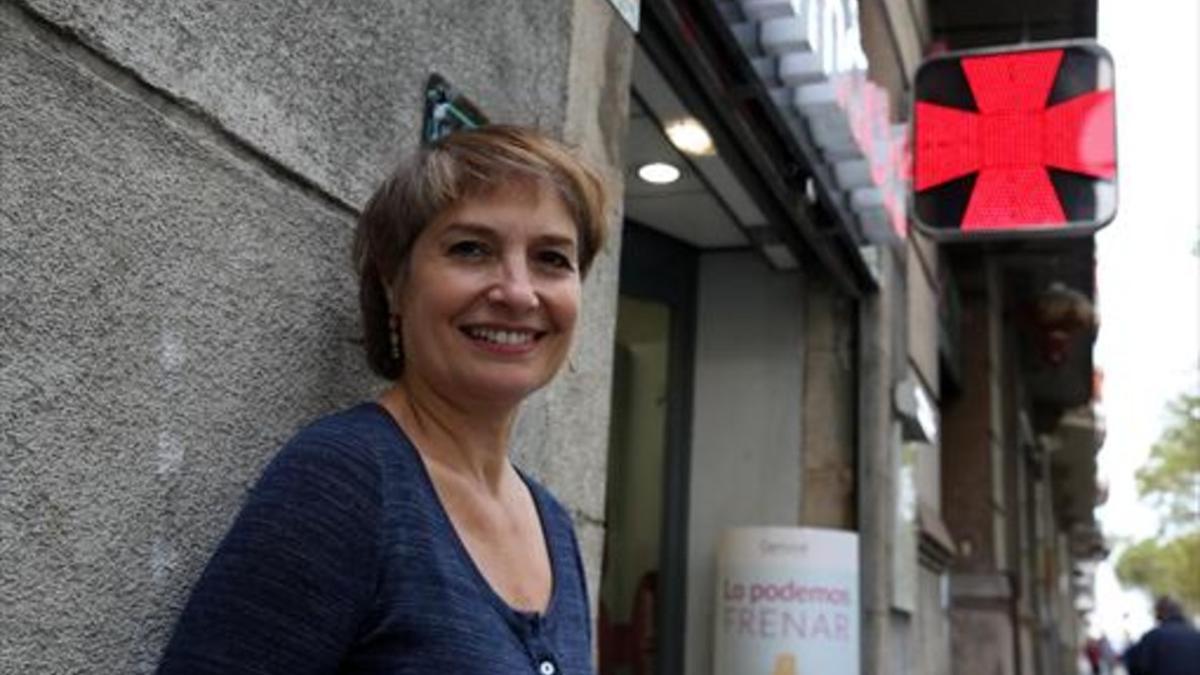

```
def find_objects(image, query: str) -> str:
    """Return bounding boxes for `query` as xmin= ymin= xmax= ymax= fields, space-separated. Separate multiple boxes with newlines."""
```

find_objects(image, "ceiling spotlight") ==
xmin=664 ymin=118 xmax=715 ymax=156
xmin=637 ymin=162 xmax=682 ymax=185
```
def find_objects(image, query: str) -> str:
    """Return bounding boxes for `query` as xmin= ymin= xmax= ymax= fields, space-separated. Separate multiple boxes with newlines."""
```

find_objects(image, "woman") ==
xmin=158 ymin=125 xmax=610 ymax=674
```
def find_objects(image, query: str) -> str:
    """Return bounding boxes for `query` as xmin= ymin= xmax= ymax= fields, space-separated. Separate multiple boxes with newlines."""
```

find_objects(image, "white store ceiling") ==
xmin=623 ymin=45 xmax=768 ymax=249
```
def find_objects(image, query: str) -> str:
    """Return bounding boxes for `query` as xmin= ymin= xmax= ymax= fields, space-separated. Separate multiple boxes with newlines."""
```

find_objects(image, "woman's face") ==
xmin=395 ymin=182 xmax=582 ymax=408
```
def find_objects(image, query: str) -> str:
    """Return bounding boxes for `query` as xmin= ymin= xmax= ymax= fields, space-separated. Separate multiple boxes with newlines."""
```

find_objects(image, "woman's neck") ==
xmin=380 ymin=377 xmax=517 ymax=493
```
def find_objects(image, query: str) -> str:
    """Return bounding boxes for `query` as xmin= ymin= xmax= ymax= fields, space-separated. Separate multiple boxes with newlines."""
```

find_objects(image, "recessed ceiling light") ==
xmin=637 ymin=162 xmax=682 ymax=185
xmin=664 ymin=118 xmax=715 ymax=156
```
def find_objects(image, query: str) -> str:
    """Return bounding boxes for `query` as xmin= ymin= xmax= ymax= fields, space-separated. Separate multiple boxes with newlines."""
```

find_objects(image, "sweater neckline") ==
xmin=365 ymin=402 xmax=562 ymax=630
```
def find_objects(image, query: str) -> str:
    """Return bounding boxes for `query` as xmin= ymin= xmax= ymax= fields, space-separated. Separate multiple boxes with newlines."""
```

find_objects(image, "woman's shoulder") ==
xmin=277 ymin=401 xmax=396 ymax=458
xmin=257 ymin=402 xmax=400 ymax=494
xmin=290 ymin=401 xmax=394 ymax=441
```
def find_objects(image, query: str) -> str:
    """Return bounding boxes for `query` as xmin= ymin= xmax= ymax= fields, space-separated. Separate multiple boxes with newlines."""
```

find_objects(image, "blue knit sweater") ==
xmin=158 ymin=403 xmax=594 ymax=675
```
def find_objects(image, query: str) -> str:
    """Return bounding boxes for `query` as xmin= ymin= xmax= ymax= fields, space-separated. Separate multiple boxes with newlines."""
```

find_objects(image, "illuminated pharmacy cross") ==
xmin=914 ymin=49 xmax=1116 ymax=230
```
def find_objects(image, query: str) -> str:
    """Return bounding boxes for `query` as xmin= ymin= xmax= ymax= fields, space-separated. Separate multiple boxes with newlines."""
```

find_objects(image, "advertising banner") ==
xmin=714 ymin=527 xmax=860 ymax=675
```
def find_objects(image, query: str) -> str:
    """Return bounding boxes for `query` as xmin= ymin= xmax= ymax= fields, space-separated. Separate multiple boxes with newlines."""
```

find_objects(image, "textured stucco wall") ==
xmin=17 ymin=0 xmax=576 ymax=209
xmin=1 ymin=0 xmax=631 ymax=671
xmin=0 ymin=13 xmax=367 ymax=671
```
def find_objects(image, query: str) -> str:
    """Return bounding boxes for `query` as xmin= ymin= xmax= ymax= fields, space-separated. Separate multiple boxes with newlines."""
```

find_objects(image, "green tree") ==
xmin=1116 ymin=534 xmax=1200 ymax=614
xmin=1136 ymin=394 xmax=1200 ymax=528
xmin=1114 ymin=392 xmax=1200 ymax=615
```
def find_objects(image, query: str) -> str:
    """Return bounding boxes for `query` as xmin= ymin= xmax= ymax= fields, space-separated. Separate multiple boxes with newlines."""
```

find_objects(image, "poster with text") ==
xmin=714 ymin=527 xmax=860 ymax=675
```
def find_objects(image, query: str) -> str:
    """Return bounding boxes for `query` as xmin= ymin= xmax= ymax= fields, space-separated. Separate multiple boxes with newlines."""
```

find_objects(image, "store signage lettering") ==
xmin=733 ymin=0 xmax=910 ymax=242
xmin=715 ymin=527 xmax=860 ymax=675
xmin=721 ymin=579 xmax=853 ymax=640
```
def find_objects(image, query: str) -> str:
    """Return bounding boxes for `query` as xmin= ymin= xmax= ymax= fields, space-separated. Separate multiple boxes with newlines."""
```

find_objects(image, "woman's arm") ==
xmin=157 ymin=424 xmax=383 ymax=674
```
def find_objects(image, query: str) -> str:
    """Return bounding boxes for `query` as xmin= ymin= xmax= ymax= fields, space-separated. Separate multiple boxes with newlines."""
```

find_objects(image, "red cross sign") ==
xmin=911 ymin=43 xmax=1117 ymax=239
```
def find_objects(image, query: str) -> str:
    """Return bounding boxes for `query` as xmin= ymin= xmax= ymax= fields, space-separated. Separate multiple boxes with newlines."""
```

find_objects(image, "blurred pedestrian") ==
xmin=1123 ymin=596 xmax=1200 ymax=675
xmin=1087 ymin=636 xmax=1103 ymax=675
xmin=1098 ymin=634 xmax=1117 ymax=675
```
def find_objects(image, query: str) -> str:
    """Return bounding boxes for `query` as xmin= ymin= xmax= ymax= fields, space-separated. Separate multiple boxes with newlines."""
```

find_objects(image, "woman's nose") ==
xmin=487 ymin=258 xmax=540 ymax=311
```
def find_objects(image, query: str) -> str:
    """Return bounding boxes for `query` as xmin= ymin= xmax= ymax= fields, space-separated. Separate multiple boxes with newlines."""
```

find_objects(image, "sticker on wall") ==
xmin=606 ymin=0 xmax=640 ymax=32
xmin=421 ymin=73 xmax=488 ymax=145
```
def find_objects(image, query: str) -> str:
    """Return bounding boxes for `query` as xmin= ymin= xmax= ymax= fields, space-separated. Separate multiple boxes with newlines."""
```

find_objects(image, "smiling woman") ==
xmin=157 ymin=126 xmax=611 ymax=675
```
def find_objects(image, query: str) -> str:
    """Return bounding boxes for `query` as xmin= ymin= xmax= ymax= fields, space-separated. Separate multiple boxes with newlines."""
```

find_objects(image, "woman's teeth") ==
xmin=466 ymin=327 xmax=536 ymax=345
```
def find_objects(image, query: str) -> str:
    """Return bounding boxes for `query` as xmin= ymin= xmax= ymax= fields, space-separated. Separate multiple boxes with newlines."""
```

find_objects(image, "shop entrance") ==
xmin=598 ymin=223 xmax=696 ymax=675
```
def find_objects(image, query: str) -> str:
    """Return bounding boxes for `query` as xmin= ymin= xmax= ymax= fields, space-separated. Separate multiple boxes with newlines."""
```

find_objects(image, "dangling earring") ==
xmin=388 ymin=314 xmax=401 ymax=361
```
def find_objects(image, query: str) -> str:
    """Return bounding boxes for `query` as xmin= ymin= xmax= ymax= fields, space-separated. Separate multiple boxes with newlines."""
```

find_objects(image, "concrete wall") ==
xmin=0 ymin=1 xmax=632 ymax=671
xmin=16 ymin=0 xmax=575 ymax=208
xmin=915 ymin=567 xmax=951 ymax=675
xmin=906 ymin=203 xmax=950 ymax=675
xmin=857 ymin=246 xmax=903 ymax=675
xmin=949 ymin=605 xmax=1017 ymax=675
xmin=942 ymin=260 xmax=1038 ymax=675
xmin=859 ymin=0 xmax=928 ymax=115
xmin=684 ymin=251 xmax=805 ymax=675
xmin=856 ymin=1 xmax=948 ymax=672
xmin=942 ymin=277 xmax=998 ymax=573
xmin=800 ymin=275 xmax=858 ymax=529
xmin=907 ymin=236 xmax=940 ymax=397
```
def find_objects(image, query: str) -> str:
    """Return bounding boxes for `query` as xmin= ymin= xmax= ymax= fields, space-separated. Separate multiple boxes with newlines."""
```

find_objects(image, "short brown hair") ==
xmin=353 ymin=125 xmax=611 ymax=380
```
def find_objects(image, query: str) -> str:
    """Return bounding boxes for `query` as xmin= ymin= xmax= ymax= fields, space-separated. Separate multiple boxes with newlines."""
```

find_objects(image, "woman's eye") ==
xmin=537 ymin=250 xmax=576 ymax=271
xmin=447 ymin=240 xmax=489 ymax=259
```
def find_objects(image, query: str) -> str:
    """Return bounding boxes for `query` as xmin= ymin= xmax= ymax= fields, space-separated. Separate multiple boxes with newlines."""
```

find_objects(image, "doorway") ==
xmin=598 ymin=223 xmax=697 ymax=675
